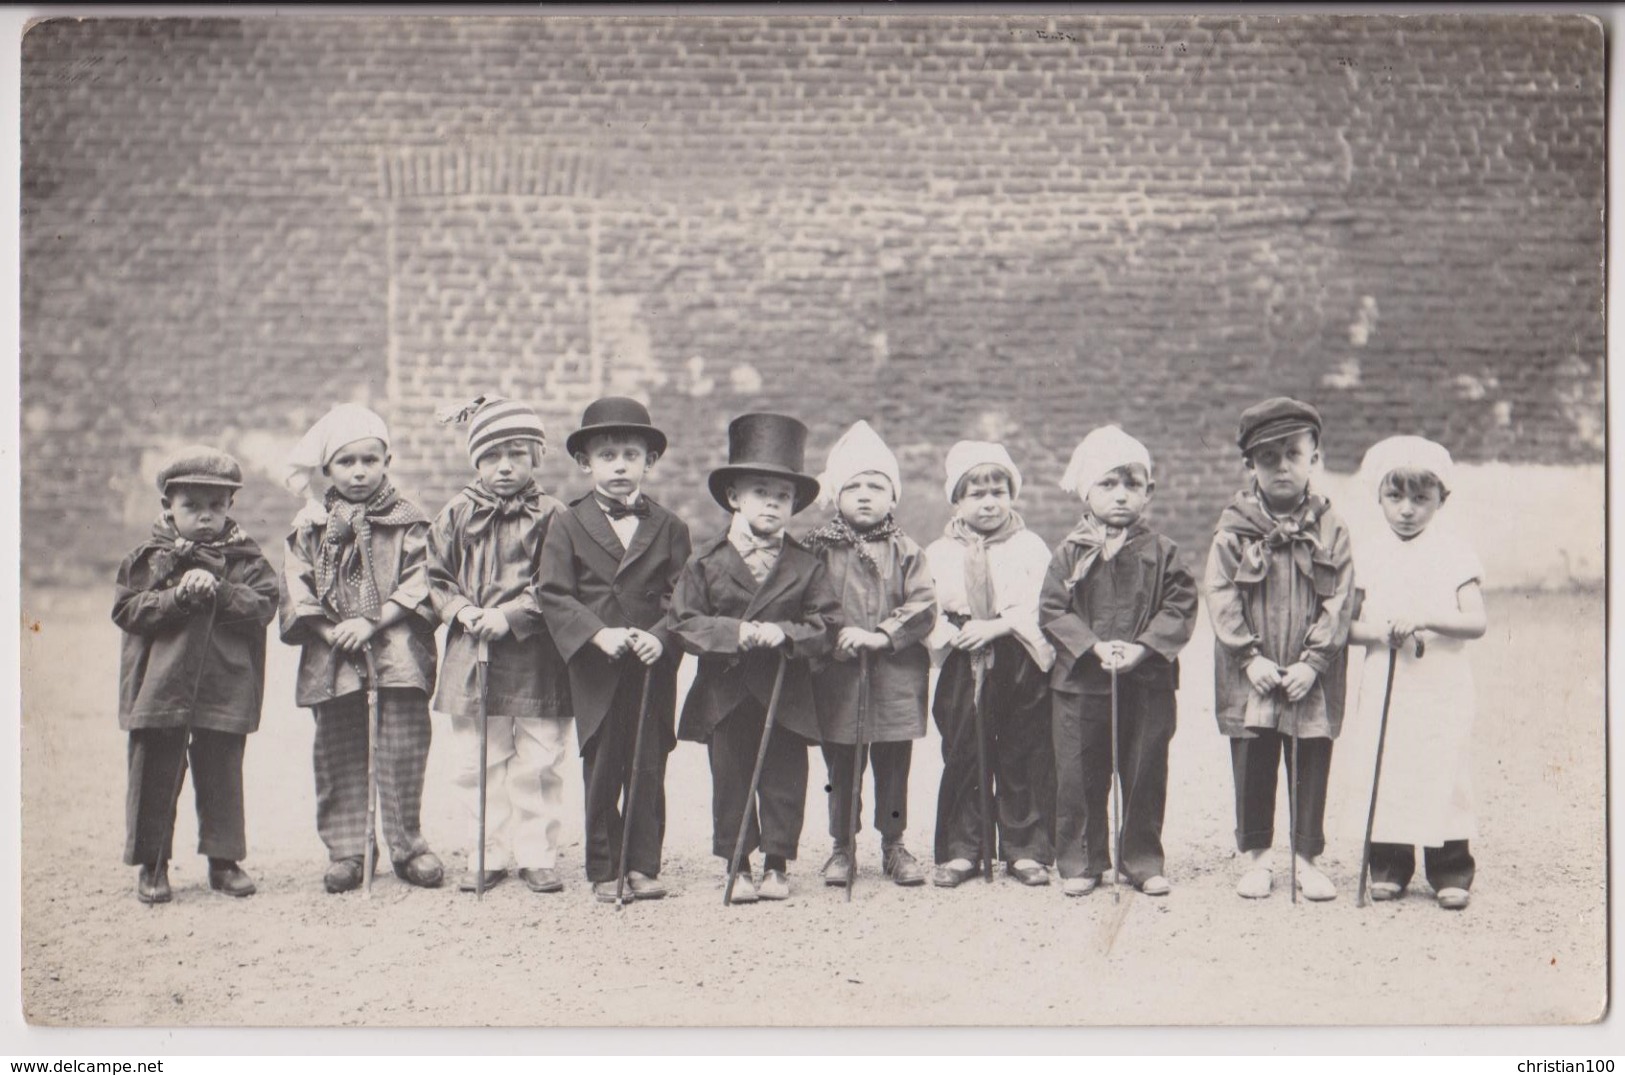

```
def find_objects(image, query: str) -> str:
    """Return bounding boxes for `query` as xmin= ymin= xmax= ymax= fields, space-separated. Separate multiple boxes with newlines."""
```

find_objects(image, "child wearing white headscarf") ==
xmin=1341 ymin=435 xmax=1487 ymax=911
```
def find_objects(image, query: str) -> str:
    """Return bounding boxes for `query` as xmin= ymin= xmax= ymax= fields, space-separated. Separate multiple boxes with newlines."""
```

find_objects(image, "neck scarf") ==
xmin=1060 ymin=512 xmax=1141 ymax=588
xmin=944 ymin=510 xmax=1026 ymax=621
xmin=463 ymin=479 xmax=545 ymax=541
xmin=318 ymin=479 xmax=428 ymax=621
xmin=802 ymin=512 xmax=904 ymax=570
xmin=145 ymin=515 xmax=254 ymax=588
xmin=1216 ymin=486 xmax=1329 ymax=585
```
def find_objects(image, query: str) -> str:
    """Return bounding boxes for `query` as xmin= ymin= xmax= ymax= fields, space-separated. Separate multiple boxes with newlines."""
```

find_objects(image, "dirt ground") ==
xmin=17 ymin=585 xmax=1607 ymax=1028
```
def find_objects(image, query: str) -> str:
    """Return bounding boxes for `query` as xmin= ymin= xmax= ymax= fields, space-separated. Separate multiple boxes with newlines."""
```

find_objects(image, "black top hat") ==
xmin=707 ymin=413 xmax=822 ymax=514
xmin=564 ymin=397 xmax=669 ymax=459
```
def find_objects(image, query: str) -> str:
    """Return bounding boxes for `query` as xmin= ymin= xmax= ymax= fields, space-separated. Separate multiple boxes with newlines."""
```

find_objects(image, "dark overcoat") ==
xmin=669 ymin=531 xmax=841 ymax=743
xmin=535 ymin=493 xmax=692 ymax=752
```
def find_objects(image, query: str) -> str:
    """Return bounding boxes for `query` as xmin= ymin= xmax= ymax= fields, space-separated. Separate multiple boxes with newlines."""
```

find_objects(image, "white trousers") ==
xmin=450 ymin=712 xmax=570 ymax=870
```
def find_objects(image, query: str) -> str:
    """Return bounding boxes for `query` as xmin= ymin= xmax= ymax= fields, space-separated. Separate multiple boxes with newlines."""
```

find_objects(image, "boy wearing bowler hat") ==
xmin=537 ymin=397 xmax=693 ymax=903
xmin=113 ymin=446 xmax=279 ymax=903
xmin=669 ymin=413 xmax=842 ymax=904
xmin=1203 ymin=397 xmax=1354 ymax=902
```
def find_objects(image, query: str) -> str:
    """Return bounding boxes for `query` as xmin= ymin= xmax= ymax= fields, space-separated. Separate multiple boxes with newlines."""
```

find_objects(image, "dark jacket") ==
xmin=1039 ymin=522 xmax=1198 ymax=700
xmin=536 ymin=493 xmax=692 ymax=752
xmin=669 ymin=529 xmax=841 ymax=742
xmin=113 ymin=524 xmax=279 ymax=734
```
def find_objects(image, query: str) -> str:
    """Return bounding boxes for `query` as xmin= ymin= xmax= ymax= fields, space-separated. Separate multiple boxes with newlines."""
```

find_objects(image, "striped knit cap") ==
xmin=437 ymin=395 xmax=547 ymax=466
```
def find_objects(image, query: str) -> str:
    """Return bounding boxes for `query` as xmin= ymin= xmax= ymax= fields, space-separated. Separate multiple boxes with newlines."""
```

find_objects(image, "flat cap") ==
xmin=156 ymin=445 xmax=244 ymax=493
xmin=1237 ymin=397 xmax=1322 ymax=455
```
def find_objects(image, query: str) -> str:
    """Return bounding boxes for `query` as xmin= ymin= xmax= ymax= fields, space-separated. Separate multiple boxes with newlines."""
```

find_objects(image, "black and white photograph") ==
xmin=11 ymin=7 xmax=1609 ymax=1039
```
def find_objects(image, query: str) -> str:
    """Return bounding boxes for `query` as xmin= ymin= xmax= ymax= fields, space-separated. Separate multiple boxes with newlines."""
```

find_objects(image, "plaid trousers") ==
xmin=312 ymin=688 xmax=432 ymax=865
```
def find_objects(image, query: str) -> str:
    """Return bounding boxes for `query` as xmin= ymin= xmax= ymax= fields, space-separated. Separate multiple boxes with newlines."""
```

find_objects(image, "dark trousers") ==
xmin=124 ymin=726 xmax=247 ymax=866
xmin=581 ymin=673 xmax=669 ymax=882
xmin=1230 ymin=730 xmax=1332 ymax=857
xmin=821 ymin=740 xmax=912 ymax=846
xmin=1369 ymin=840 xmax=1475 ymax=892
xmin=707 ymin=699 xmax=810 ymax=862
xmin=312 ymin=688 xmax=432 ymax=865
xmin=1053 ymin=683 xmax=1176 ymax=883
xmin=932 ymin=641 xmax=1055 ymax=866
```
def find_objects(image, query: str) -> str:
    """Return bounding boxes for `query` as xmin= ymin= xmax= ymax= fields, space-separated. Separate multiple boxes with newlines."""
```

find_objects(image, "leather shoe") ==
xmin=931 ymin=861 xmax=979 ymax=888
xmin=626 ymin=871 xmax=667 ymax=900
xmin=519 ymin=867 xmax=564 ymax=893
xmin=882 ymin=844 xmax=926 ymax=886
xmin=458 ymin=868 xmax=508 ymax=893
xmin=1369 ymin=881 xmax=1403 ymax=902
xmin=822 ymin=847 xmax=854 ymax=887
xmin=393 ymin=851 xmax=444 ymax=889
xmin=208 ymin=862 xmax=257 ymax=898
xmin=324 ymin=857 xmax=365 ymax=894
xmin=1139 ymin=875 xmax=1171 ymax=897
xmin=592 ymin=880 xmax=622 ymax=904
xmin=1062 ymin=875 xmax=1099 ymax=897
xmin=1008 ymin=860 xmax=1051 ymax=887
xmin=137 ymin=862 xmax=172 ymax=904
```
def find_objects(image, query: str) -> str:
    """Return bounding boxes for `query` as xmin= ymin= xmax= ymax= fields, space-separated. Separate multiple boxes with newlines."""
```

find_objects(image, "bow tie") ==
xmin=599 ymin=497 xmax=650 ymax=520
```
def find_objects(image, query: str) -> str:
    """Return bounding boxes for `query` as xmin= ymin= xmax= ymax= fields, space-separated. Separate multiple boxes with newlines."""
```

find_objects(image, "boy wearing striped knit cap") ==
xmin=278 ymin=403 xmax=445 ymax=893
xmin=428 ymin=396 xmax=572 ymax=894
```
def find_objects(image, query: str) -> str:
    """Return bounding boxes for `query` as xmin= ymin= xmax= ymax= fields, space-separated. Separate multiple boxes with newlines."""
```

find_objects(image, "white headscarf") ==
xmin=1357 ymin=435 xmax=1456 ymax=496
xmin=283 ymin=403 xmax=392 ymax=505
xmin=1060 ymin=426 xmax=1153 ymax=497
xmin=817 ymin=420 xmax=902 ymax=508
xmin=943 ymin=441 xmax=1023 ymax=503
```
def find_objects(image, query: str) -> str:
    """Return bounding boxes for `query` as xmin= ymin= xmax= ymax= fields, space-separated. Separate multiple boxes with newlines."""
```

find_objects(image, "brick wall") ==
xmin=21 ymin=15 xmax=1604 ymax=584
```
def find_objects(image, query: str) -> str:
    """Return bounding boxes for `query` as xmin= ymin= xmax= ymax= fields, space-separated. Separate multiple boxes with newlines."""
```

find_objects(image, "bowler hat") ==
xmin=707 ymin=413 xmax=821 ymax=514
xmin=565 ymin=397 xmax=668 ymax=459
xmin=1237 ymin=397 xmax=1322 ymax=455
xmin=156 ymin=446 xmax=244 ymax=494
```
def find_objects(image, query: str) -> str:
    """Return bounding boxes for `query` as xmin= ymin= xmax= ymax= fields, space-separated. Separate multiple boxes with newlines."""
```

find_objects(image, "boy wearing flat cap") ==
xmin=113 ymin=446 xmax=279 ymax=903
xmin=1039 ymin=426 xmax=1197 ymax=897
xmin=429 ymin=395 xmax=572 ymax=896
xmin=278 ymin=403 xmax=445 ymax=894
xmin=669 ymin=413 xmax=842 ymax=904
xmin=538 ymin=397 xmax=692 ymax=903
xmin=1203 ymin=397 xmax=1354 ymax=902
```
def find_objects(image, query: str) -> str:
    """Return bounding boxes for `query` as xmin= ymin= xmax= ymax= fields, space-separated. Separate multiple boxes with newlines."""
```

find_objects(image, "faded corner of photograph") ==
xmin=16 ymin=12 xmax=1605 ymax=1030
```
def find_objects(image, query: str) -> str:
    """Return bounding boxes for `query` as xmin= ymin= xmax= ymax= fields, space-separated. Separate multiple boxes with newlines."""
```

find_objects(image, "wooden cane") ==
xmin=1287 ymin=562 xmax=1299 ymax=906
xmin=362 ymin=646 xmax=381 ymax=899
xmin=724 ymin=652 xmax=790 ymax=906
xmin=846 ymin=651 xmax=870 ymax=901
xmin=1356 ymin=646 xmax=1401 ymax=908
xmin=615 ymin=660 xmax=657 ymax=910
xmin=1110 ymin=662 xmax=1124 ymax=905
xmin=970 ymin=651 xmax=995 ymax=883
xmin=475 ymin=637 xmax=490 ymax=901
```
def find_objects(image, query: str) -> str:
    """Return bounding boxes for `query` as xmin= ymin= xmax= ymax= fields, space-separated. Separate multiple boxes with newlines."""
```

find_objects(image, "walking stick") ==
xmin=970 ymin=651 xmax=995 ymax=883
xmin=362 ymin=646 xmax=381 ymax=899
xmin=475 ymin=637 xmax=491 ymax=901
xmin=615 ymin=659 xmax=656 ymax=910
xmin=1356 ymin=646 xmax=1399 ymax=908
xmin=1356 ymin=634 xmax=1424 ymax=907
xmin=1110 ymin=663 xmax=1124 ymax=905
xmin=724 ymin=651 xmax=790 ymax=906
xmin=1286 ymin=561 xmax=1299 ymax=906
xmin=846 ymin=651 xmax=869 ymax=901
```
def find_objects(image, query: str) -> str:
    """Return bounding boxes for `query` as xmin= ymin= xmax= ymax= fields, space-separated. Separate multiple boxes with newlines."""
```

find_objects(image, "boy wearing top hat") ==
xmin=804 ymin=420 xmax=937 ymax=888
xmin=537 ymin=397 xmax=693 ymax=903
xmin=428 ymin=395 xmax=572 ymax=895
xmin=1203 ymin=397 xmax=1354 ymax=902
xmin=670 ymin=413 xmax=842 ymax=904
xmin=114 ymin=446 xmax=280 ymax=903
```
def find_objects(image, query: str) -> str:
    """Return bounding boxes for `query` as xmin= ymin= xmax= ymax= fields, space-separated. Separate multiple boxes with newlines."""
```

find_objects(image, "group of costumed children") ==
xmin=113 ymin=393 xmax=1486 ymax=912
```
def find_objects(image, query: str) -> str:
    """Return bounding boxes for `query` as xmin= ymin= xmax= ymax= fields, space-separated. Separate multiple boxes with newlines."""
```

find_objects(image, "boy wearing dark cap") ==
xmin=669 ymin=413 xmax=842 ymax=904
xmin=1203 ymin=397 xmax=1354 ymax=902
xmin=113 ymin=447 xmax=279 ymax=903
xmin=538 ymin=397 xmax=692 ymax=903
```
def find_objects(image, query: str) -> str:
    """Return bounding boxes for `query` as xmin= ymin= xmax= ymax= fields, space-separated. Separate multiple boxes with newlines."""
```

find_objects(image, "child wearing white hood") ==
xmin=1343 ymin=436 xmax=1487 ymax=911
xmin=278 ymin=403 xmax=445 ymax=894
xmin=924 ymin=442 xmax=1058 ymax=888
xmin=804 ymin=421 xmax=938 ymax=889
